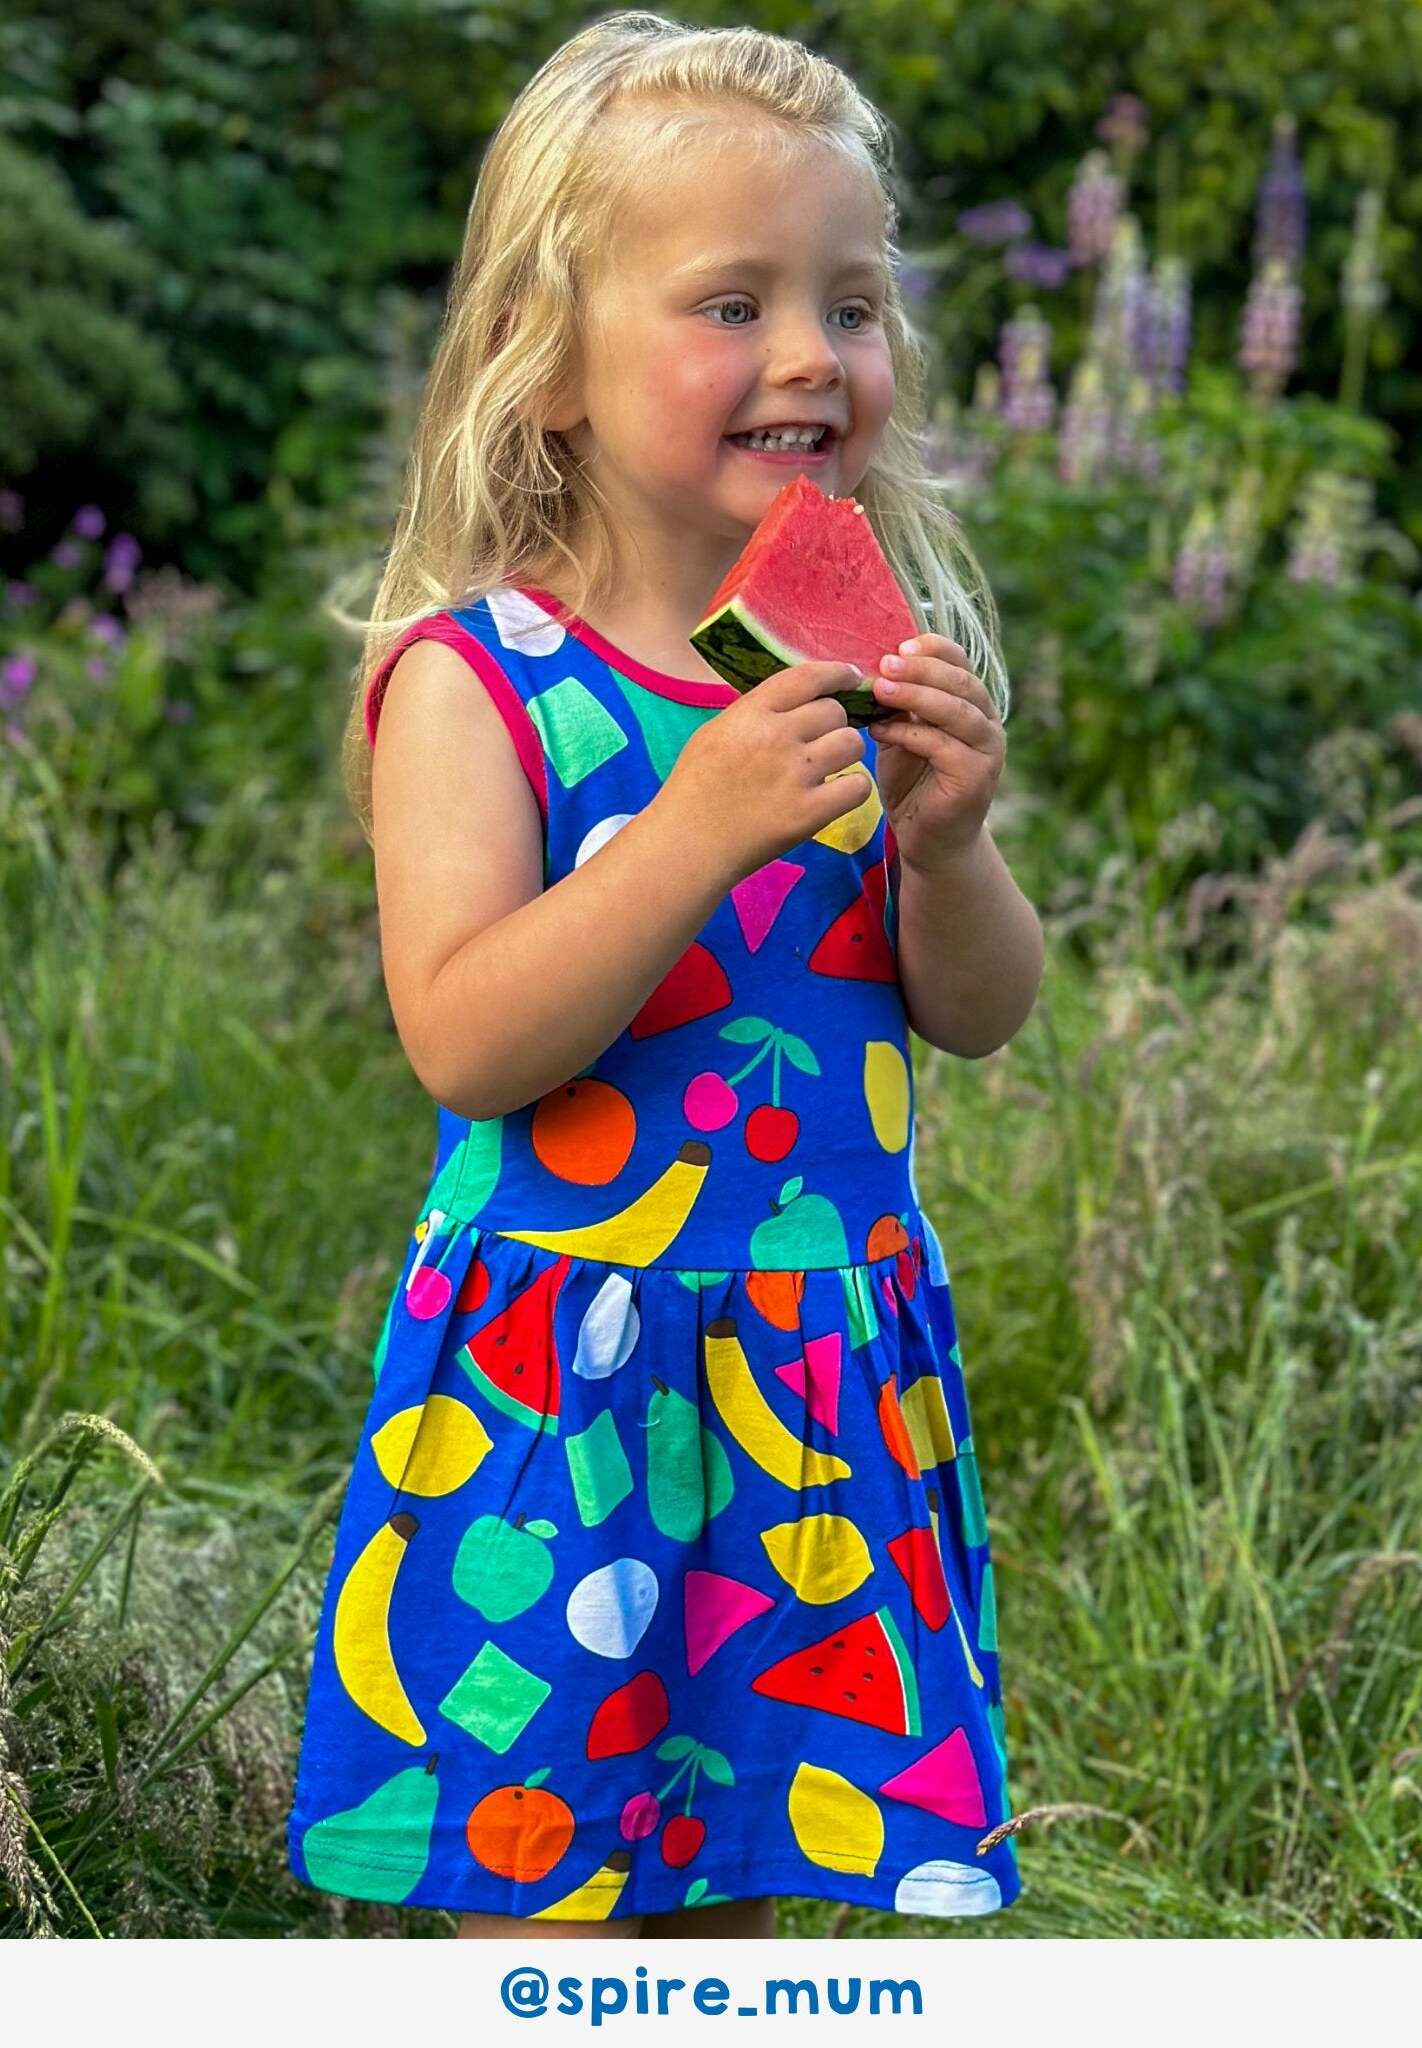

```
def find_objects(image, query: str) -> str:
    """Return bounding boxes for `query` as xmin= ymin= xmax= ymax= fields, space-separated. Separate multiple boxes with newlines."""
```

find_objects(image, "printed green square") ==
xmin=527 ymin=676 xmax=629 ymax=788
xmin=565 ymin=1407 xmax=634 ymax=1526
xmin=439 ymin=1640 xmax=550 ymax=1752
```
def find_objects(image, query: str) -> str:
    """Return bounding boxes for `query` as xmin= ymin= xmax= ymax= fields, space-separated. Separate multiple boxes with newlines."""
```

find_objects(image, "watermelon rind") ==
xmin=458 ymin=1345 xmax=559 ymax=1434
xmin=691 ymin=603 xmax=888 ymax=730
xmin=875 ymin=1601 xmax=922 ymax=1737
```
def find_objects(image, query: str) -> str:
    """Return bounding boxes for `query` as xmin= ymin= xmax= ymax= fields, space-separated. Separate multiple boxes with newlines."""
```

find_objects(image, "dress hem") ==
xmin=285 ymin=1836 xmax=1022 ymax=1922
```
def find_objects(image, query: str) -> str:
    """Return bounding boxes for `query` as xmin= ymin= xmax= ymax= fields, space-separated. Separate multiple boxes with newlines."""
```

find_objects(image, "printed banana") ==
xmin=529 ymin=1848 xmax=632 ymax=1920
xmin=497 ymin=1141 xmax=711 ymax=1265
xmin=704 ymin=1318 xmax=852 ymax=1490
xmin=332 ymin=1511 xmax=427 ymax=1745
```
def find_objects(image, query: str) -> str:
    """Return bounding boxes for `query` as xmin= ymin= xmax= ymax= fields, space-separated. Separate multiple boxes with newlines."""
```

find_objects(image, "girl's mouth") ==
xmin=724 ymin=427 xmax=834 ymax=464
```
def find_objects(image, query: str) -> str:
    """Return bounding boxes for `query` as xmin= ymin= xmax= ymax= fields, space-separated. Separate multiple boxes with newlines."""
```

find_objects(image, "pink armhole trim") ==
xmin=364 ymin=611 xmax=549 ymax=825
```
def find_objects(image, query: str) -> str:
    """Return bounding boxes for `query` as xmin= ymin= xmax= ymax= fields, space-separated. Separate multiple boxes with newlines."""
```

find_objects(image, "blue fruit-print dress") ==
xmin=285 ymin=583 xmax=1020 ymax=1923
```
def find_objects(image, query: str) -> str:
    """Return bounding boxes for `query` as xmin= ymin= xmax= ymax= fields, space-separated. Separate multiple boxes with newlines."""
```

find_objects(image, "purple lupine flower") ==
xmin=5 ymin=580 xmax=36 ymax=609
xmin=51 ymin=538 xmax=83 ymax=569
xmin=2 ymin=652 xmax=37 ymax=701
xmin=103 ymin=532 xmax=143 ymax=594
xmin=73 ymin=504 xmax=106 ymax=540
xmin=1067 ymin=151 xmax=1123 ymax=267
xmin=997 ymin=305 xmax=1057 ymax=433
xmin=85 ymin=655 xmax=111 ymax=684
xmin=1145 ymin=254 xmax=1192 ymax=397
xmin=87 ymin=613 xmax=126 ymax=646
xmin=896 ymin=255 xmax=938 ymax=302
xmin=106 ymin=533 xmax=142 ymax=571
xmin=1171 ymin=504 xmax=1234 ymax=625
xmin=1238 ymin=255 xmax=1302 ymax=400
xmin=1095 ymin=92 xmax=1149 ymax=156
xmin=1004 ymin=242 xmax=1073 ymax=289
xmin=0 ymin=490 xmax=23 ymax=532
xmin=1253 ymin=114 xmax=1306 ymax=276
xmin=956 ymin=199 xmax=1032 ymax=245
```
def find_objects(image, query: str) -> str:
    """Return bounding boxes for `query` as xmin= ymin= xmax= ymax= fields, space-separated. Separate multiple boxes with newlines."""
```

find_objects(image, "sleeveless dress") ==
xmin=285 ymin=584 xmax=1020 ymax=1923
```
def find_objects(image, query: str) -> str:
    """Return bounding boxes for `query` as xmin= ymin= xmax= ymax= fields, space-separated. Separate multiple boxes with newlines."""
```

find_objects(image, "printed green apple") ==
xmin=452 ymin=1510 xmax=557 ymax=1621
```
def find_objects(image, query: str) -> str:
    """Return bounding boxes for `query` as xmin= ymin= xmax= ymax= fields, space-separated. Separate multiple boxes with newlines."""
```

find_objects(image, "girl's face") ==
xmin=554 ymin=125 xmax=897 ymax=562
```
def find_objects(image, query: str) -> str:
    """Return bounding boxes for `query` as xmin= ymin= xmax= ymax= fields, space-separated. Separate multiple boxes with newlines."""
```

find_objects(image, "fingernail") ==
xmin=881 ymin=654 xmax=905 ymax=673
xmin=898 ymin=639 xmax=919 ymax=655
xmin=877 ymin=675 xmax=898 ymax=694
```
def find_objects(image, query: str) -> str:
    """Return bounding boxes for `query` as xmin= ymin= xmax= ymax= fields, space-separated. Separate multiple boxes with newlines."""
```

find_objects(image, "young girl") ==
xmin=286 ymin=10 xmax=1043 ymax=1940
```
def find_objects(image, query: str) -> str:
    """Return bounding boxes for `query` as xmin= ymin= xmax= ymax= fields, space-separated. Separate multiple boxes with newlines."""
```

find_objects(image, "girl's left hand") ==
xmin=867 ymin=633 xmax=1006 ymax=874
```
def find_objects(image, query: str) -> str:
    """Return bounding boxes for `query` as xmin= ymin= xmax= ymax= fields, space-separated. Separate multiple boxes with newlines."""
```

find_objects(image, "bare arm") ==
xmin=371 ymin=640 xmax=737 ymax=1121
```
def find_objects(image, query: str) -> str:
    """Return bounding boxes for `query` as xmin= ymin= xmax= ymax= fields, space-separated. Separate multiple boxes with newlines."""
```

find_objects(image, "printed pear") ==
xmin=302 ymin=1758 xmax=439 ymax=1903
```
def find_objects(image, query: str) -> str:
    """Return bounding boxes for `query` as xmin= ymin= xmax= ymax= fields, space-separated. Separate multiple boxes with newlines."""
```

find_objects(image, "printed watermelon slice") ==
xmin=690 ymin=476 xmax=919 ymax=729
xmin=459 ymin=1254 xmax=570 ymax=1432
xmin=749 ymin=1603 xmax=921 ymax=1735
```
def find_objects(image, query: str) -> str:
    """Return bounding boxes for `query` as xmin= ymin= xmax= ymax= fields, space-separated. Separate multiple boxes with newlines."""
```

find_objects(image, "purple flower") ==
xmin=1145 ymin=255 xmax=1192 ymax=397
xmin=85 ymin=655 xmax=111 ymax=684
xmin=104 ymin=565 xmax=135 ymax=595
xmin=88 ymin=612 xmax=126 ymax=646
xmin=1238 ymin=256 xmax=1302 ymax=398
xmin=0 ymin=490 xmax=23 ymax=533
xmin=106 ymin=533 xmax=143 ymax=572
xmin=51 ymin=538 xmax=83 ymax=569
xmin=2 ymin=652 xmax=37 ymax=701
xmin=5 ymin=580 xmax=35 ymax=609
xmin=896 ymin=256 xmax=938 ymax=302
xmin=73 ymin=504 xmax=106 ymax=540
xmin=1095 ymin=93 xmax=1149 ymax=153
xmin=997 ymin=305 xmax=1058 ymax=433
xmin=1254 ymin=115 xmax=1306 ymax=277
xmin=956 ymin=199 xmax=1032 ymax=246
xmin=1067 ymin=151 xmax=1123 ymax=267
xmin=1004 ymin=243 xmax=1072 ymax=289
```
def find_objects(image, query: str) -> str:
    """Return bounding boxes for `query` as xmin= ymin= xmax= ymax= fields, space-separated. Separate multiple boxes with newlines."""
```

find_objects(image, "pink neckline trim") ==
xmin=515 ymin=586 xmax=739 ymax=708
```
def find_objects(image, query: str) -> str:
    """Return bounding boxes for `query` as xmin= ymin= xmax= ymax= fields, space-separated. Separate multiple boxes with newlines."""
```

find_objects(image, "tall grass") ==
xmin=2 ymin=741 xmax=1420 ymax=1937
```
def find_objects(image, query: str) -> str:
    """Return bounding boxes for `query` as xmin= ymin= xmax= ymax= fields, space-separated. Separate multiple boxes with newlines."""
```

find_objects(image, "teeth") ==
xmin=732 ymin=426 xmax=826 ymax=450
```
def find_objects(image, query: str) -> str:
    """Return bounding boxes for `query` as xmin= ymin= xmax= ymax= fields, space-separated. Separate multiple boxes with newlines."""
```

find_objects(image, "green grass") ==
xmin=2 ymin=746 xmax=1420 ymax=1937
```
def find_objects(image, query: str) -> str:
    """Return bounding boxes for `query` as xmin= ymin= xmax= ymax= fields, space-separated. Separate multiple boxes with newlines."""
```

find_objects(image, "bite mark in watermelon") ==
xmin=749 ymin=1603 xmax=921 ymax=1735
xmin=459 ymin=1254 xmax=569 ymax=1432
xmin=690 ymin=477 xmax=919 ymax=729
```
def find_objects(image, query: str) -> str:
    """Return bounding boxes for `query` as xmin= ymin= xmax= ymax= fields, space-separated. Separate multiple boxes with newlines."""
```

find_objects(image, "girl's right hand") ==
xmin=658 ymin=662 xmax=873 ymax=885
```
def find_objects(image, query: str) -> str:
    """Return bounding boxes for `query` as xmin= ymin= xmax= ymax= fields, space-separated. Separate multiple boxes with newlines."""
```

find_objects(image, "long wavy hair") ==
xmin=328 ymin=8 xmax=1012 ymax=845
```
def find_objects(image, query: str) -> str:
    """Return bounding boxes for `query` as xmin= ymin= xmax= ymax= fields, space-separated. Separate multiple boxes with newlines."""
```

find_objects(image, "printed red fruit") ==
xmin=661 ymin=1813 xmax=706 ymax=1868
xmin=745 ymin=1103 xmax=798 ymax=1162
xmin=586 ymin=1670 xmax=670 ymax=1760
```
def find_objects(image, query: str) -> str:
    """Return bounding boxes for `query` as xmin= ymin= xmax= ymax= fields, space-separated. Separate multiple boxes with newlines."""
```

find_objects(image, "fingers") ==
xmin=871 ymin=668 xmax=999 ymax=748
xmin=878 ymin=638 xmax=999 ymax=723
xmin=771 ymin=659 xmax=864 ymax=708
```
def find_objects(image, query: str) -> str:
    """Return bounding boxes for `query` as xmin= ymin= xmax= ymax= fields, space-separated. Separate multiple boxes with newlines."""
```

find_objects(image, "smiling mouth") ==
xmin=725 ymin=427 xmax=835 ymax=451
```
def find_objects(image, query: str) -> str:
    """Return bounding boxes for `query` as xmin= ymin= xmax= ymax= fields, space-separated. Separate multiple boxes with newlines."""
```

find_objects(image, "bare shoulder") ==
xmin=369 ymin=635 xmax=543 ymax=1095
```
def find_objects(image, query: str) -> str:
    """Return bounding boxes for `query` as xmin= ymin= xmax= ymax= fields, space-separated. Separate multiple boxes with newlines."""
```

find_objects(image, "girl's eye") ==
xmin=703 ymin=297 xmax=877 ymax=331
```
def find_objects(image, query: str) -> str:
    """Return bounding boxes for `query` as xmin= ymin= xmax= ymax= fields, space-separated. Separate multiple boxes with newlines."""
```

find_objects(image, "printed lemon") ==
xmin=787 ymin=1761 xmax=884 ymax=1875
xmin=760 ymin=1512 xmax=872 ymax=1604
xmin=371 ymin=1394 xmax=492 ymax=1497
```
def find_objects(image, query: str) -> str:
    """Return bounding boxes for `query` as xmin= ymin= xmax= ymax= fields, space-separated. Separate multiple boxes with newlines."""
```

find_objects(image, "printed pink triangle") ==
xmin=878 ymin=1724 xmax=986 ymax=1827
xmin=774 ymin=1330 xmax=842 ymax=1433
xmin=684 ymin=1569 xmax=776 ymax=1676
xmin=730 ymin=859 xmax=804 ymax=954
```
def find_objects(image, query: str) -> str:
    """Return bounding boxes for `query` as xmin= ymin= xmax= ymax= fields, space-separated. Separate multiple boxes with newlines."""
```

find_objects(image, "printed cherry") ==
xmin=619 ymin=1791 xmax=661 ymax=1841
xmin=661 ymin=1813 xmax=707 ymax=1867
xmin=745 ymin=1103 xmax=799 ymax=1163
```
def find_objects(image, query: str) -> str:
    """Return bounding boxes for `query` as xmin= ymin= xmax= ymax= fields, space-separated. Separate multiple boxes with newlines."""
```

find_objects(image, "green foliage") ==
xmin=0 ymin=136 xmax=187 ymax=524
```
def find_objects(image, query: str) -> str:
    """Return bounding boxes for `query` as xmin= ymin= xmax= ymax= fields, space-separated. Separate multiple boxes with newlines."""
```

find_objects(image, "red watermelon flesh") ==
xmin=749 ymin=1603 xmax=921 ymax=1735
xmin=690 ymin=477 xmax=918 ymax=729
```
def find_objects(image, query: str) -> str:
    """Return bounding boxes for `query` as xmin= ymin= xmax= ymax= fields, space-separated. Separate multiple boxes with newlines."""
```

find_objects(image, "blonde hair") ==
xmin=328 ymin=8 xmax=1012 ymax=845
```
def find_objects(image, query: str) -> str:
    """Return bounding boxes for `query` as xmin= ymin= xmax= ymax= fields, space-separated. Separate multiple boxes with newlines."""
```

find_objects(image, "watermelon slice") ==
xmin=459 ymin=1254 xmax=569 ymax=1432
xmin=691 ymin=476 xmax=919 ymax=729
xmin=749 ymin=1603 xmax=921 ymax=1735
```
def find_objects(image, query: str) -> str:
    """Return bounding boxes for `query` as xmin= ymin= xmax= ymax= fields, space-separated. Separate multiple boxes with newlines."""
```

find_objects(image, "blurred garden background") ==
xmin=3 ymin=0 xmax=1421 ymax=1938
